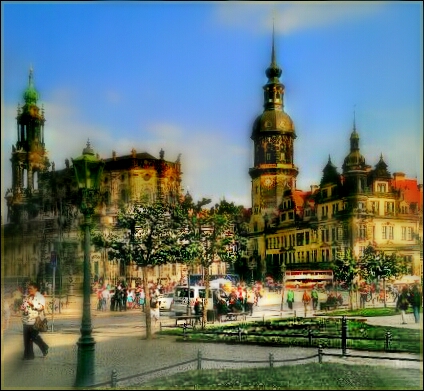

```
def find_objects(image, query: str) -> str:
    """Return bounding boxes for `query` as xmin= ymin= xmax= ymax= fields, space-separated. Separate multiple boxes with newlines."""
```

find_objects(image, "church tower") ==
xmin=249 ymin=30 xmax=298 ymax=228
xmin=6 ymin=68 xmax=49 ymax=222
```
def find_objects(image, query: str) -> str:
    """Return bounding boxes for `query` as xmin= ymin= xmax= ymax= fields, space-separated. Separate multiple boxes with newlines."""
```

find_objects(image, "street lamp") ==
xmin=280 ymin=262 xmax=286 ymax=312
xmin=72 ymin=141 xmax=104 ymax=387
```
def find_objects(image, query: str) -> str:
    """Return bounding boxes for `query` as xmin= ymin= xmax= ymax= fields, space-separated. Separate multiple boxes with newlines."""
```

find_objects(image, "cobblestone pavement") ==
xmin=1 ymin=293 xmax=422 ymax=390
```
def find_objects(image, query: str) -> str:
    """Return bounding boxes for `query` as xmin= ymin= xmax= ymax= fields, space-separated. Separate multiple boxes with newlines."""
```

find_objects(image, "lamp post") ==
xmin=72 ymin=141 xmax=104 ymax=387
xmin=280 ymin=262 xmax=286 ymax=312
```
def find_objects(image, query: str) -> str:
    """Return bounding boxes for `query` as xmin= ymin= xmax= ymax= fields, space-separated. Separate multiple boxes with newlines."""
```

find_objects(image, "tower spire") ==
xmin=271 ymin=19 xmax=276 ymax=67
xmin=353 ymin=105 xmax=356 ymax=131
xmin=265 ymin=22 xmax=282 ymax=81
xmin=23 ymin=65 xmax=39 ymax=105
xmin=29 ymin=65 xmax=34 ymax=87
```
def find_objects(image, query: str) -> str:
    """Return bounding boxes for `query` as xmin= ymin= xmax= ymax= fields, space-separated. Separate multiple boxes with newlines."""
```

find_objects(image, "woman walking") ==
xmin=20 ymin=282 xmax=49 ymax=360
xmin=396 ymin=286 xmax=410 ymax=324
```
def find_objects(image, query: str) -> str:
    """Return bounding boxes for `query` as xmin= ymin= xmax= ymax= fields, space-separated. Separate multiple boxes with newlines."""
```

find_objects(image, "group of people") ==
xmin=213 ymin=284 xmax=261 ymax=317
xmin=96 ymin=282 xmax=148 ymax=312
xmin=286 ymin=287 xmax=320 ymax=314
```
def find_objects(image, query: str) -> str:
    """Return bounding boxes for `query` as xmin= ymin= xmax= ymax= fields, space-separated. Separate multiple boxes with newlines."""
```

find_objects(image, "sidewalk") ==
xmin=2 ymin=293 xmax=422 ymax=390
xmin=2 ymin=324 xmax=422 ymax=390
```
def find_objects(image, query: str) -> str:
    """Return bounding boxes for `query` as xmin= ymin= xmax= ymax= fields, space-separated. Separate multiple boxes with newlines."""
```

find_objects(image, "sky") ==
xmin=1 ymin=1 xmax=423 ymax=219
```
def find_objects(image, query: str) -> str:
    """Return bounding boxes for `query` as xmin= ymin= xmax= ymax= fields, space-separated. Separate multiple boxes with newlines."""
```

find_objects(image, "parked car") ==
xmin=170 ymin=285 xmax=228 ymax=316
xmin=158 ymin=292 xmax=174 ymax=311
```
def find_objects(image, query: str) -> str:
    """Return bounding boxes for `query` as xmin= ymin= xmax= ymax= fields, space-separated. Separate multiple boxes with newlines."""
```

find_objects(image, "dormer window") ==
xmin=377 ymin=183 xmax=387 ymax=193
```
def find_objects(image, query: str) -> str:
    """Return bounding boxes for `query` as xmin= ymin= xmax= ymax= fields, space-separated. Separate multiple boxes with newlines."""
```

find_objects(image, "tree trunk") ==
xmin=142 ymin=267 xmax=152 ymax=339
xmin=383 ymin=278 xmax=387 ymax=308
xmin=202 ymin=264 xmax=209 ymax=327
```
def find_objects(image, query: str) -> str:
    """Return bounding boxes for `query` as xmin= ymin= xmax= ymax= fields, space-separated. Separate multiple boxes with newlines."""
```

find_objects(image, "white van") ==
xmin=171 ymin=285 xmax=228 ymax=316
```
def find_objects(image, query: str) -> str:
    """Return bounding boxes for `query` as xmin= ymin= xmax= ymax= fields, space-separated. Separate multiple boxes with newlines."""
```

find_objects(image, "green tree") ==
xmin=93 ymin=201 xmax=191 ymax=339
xmin=332 ymin=249 xmax=359 ymax=310
xmin=181 ymin=197 xmax=247 ymax=324
xmin=358 ymin=245 xmax=409 ymax=307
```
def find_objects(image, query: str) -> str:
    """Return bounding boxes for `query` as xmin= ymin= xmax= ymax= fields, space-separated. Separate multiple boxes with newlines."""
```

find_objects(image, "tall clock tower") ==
xmin=249 ymin=32 xmax=298 ymax=228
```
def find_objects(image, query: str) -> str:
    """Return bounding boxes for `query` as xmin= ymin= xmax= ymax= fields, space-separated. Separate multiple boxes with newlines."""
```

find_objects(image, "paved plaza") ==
xmin=1 ymin=292 xmax=422 ymax=390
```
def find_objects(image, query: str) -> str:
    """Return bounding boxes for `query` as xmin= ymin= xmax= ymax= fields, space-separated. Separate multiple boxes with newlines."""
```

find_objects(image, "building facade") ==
xmin=2 ymin=69 xmax=225 ymax=293
xmin=247 ymin=38 xmax=423 ymax=282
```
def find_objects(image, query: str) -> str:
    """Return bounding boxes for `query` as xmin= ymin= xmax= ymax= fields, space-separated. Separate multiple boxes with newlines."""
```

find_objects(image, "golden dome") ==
xmin=251 ymin=110 xmax=295 ymax=138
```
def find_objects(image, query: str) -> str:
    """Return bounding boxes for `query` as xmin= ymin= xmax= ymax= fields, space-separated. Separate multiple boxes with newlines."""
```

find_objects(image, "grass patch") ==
xmin=159 ymin=317 xmax=422 ymax=353
xmin=321 ymin=306 xmax=419 ymax=317
xmin=118 ymin=363 xmax=422 ymax=390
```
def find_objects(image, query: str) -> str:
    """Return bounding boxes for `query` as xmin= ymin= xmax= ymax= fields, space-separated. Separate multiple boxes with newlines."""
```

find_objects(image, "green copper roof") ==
xmin=23 ymin=67 xmax=39 ymax=105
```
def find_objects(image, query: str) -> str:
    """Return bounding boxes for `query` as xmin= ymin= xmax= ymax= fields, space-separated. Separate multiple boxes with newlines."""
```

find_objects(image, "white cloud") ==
xmin=215 ymin=1 xmax=384 ymax=34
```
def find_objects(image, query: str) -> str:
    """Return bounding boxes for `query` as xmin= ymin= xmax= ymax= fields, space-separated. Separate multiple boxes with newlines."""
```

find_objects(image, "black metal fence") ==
xmin=87 ymin=345 xmax=422 ymax=389
xmin=173 ymin=316 xmax=416 ymax=353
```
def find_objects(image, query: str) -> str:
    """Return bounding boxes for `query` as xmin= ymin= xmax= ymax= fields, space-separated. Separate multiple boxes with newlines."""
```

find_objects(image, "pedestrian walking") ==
xmin=311 ymin=287 xmax=319 ymax=311
xmin=287 ymin=289 xmax=294 ymax=310
xmin=246 ymin=288 xmax=255 ymax=316
xmin=20 ymin=282 xmax=49 ymax=360
xmin=101 ymin=287 xmax=111 ymax=311
xmin=302 ymin=290 xmax=311 ymax=317
xmin=409 ymin=284 xmax=422 ymax=324
xmin=150 ymin=293 xmax=160 ymax=324
xmin=396 ymin=286 xmax=410 ymax=324
xmin=139 ymin=288 xmax=146 ymax=312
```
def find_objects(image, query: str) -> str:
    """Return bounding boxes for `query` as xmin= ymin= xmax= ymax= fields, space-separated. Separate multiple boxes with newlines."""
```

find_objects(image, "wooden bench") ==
xmin=222 ymin=327 xmax=248 ymax=341
xmin=319 ymin=302 xmax=349 ymax=311
xmin=171 ymin=315 xmax=204 ymax=328
xmin=223 ymin=312 xmax=248 ymax=322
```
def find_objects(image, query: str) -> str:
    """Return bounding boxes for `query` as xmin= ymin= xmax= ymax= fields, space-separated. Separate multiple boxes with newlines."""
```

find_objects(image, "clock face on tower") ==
xmin=261 ymin=176 xmax=275 ymax=189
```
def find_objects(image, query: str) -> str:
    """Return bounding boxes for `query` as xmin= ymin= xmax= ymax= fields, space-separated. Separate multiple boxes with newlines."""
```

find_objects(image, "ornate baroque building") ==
xmin=2 ymin=69 xmax=206 ymax=291
xmin=247 ymin=37 xmax=423 ymax=282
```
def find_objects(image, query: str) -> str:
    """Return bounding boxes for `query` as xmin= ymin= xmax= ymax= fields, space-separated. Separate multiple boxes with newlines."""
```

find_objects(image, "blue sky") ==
xmin=1 ymin=1 xmax=423 ymax=219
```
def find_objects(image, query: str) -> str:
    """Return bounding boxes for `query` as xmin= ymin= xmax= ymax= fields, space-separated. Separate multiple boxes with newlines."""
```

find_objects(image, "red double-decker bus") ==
xmin=284 ymin=270 xmax=333 ymax=290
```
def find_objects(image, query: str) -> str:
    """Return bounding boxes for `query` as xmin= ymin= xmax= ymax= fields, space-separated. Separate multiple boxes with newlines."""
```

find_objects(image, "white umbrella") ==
xmin=392 ymin=275 xmax=421 ymax=285
xmin=210 ymin=278 xmax=232 ymax=288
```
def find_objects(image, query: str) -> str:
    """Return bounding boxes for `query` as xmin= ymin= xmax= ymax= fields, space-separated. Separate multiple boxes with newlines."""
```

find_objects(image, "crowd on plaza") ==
xmin=92 ymin=279 xmax=177 ymax=312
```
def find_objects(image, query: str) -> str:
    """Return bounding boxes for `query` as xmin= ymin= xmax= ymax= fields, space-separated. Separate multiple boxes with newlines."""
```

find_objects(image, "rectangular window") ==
xmin=296 ymin=233 xmax=304 ymax=246
xmin=407 ymin=227 xmax=413 ymax=240
xmin=388 ymin=226 xmax=394 ymax=240
xmin=401 ymin=227 xmax=406 ymax=240
xmin=305 ymin=232 xmax=310 ymax=245
xmin=371 ymin=201 xmax=379 ymax=213
xmin=377 ymin=183 xmax=387 ymax=193
xmin=382 ymin=226 xmax=387 ymax=240
xmin=385 ymin=202 xmax=394 ymax=214
xmin=359 ymin=225 xmax=366 ymax=240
